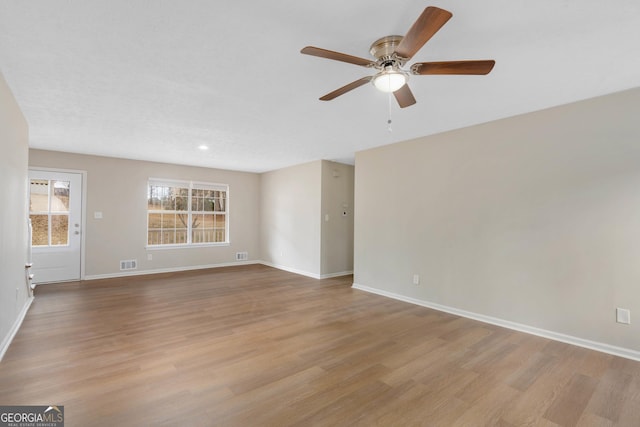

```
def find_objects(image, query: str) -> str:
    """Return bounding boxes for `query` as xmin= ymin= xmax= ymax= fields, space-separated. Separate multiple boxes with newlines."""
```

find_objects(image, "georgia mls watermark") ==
xmin=0 ymin=406 xmax=64 ymax=427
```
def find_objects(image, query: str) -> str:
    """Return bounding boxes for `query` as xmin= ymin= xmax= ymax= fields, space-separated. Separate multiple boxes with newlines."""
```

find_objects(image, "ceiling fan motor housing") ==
xmin=369 ymin=35 xmax=407 ymax=68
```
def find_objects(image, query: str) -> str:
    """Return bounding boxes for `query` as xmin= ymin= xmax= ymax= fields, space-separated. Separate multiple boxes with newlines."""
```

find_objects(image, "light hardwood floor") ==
xmin=1 ymin=265 xmax=639 ymax=426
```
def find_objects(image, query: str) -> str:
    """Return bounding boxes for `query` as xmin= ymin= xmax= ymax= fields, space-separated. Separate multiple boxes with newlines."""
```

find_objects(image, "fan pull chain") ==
xmin=387 ymin=93 xmax=393 ymax=132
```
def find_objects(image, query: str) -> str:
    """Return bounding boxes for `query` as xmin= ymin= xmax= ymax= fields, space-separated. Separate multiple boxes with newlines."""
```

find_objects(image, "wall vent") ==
xmin=120 ymin=259 xmax=137 ymax=271
xmin=235 ymin=252 xmax=249 ymax=261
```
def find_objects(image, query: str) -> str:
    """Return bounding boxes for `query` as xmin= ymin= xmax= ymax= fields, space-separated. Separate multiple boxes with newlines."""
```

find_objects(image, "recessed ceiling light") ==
xmin=198 ymin=145 xmax=209 ymax=151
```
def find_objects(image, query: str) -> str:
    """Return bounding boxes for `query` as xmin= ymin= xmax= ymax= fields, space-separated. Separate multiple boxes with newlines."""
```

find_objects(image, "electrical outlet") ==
xmin=413 ymin=274 xmax=420 ymax=285
xmin=147 ymin=253 xmax=153 ymax=261
xmin=616 ymin=308 xmax=631 ymax=324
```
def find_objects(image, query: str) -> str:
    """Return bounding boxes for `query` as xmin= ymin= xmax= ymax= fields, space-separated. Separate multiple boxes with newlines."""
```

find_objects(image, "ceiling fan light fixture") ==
xmin=372 ymin=67 xmax=408 ymax=93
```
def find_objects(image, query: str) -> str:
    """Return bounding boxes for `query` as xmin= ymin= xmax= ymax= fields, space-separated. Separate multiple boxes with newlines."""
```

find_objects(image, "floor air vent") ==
xmin=120 ymin=259 xmax=137 ymax=271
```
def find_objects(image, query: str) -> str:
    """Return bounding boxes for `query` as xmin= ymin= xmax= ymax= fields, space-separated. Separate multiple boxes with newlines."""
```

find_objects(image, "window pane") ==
xmin=148 ymin=213 xmax=163 ymax=229
xmin=148 ymin=211 xmax=162 ymax=245
xmin=30 ymin=180 xmax=49 ymax=212
xmin=148 ymin=185 xmax=162 ymax=210
xmin=51 ymin=214 xmax=69 ymax=246
xmin=192 ymin=213 xmax=203 ymax=230
xmin=176 ymin=213 xmax=189 ymax=229
xmin=191 ymin=196 xmax=203 ymax=211
xmin=176 ymin=230 xmax=187 ymax=244
xmin=215 ymin=214 xmax=226 ymax=228
xmin=175 ymin=196 xmax=188 ymax=211
xmin=193 ymin=214 xmax=215 ymax=243
xmin=148 ymin=230 xmax=161 ymax=245
xmin=51 ymin=180 xmax=70 ymax=212
xmin=212 ymin=193 xmax=226 ymax=212
xmin=203 ymin=197 xmax=215 ymax=212
xmin=162 ymin=213 xmax=177 ymax=228
xmin=163 ymin=230 xmax=176 ymax=244
xmin=30 ymin=214 xmax=48 ymax=246
xmin=202 ymin=214 xmax=214 ymax=228
xmin=161 ymin=187 xmax=175 ymax=210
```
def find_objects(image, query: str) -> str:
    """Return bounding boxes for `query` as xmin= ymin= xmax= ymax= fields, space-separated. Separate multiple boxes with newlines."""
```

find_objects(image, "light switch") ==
xmin=94 ymin=211 xmax=103 ymax=219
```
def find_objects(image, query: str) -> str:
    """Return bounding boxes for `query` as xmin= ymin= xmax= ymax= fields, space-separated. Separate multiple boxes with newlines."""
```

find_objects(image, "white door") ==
xmin=29 ymin=170 xmax=83 ymax=283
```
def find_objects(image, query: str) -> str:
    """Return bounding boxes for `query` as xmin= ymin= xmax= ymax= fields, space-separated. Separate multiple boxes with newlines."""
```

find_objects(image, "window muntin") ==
xmin=147 ymin=180 xmax=228 ymax=246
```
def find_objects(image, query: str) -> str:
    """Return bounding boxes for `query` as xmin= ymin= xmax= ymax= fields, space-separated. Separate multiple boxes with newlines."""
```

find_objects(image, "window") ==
xmin=147 ymin=179 xmax=228 ymax=246
xmin=29 ymin=179 xmax=71 ymax=246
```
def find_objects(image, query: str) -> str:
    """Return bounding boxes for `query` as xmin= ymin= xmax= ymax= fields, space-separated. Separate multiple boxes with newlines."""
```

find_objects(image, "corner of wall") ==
xmin=0 ymin=72 xmax=31 ymax=360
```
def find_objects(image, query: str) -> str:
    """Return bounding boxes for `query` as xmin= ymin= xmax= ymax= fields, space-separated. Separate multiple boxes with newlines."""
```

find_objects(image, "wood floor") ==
xmin=1 ymin=265 xmax=639 ymax=426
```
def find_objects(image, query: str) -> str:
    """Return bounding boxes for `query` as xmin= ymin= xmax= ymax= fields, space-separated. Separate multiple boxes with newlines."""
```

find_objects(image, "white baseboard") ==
xmin=0 ymin=296 xmax=34 ymax=362
xmin=352 ymin=283 xmax=640 ymax=362
xmin=258 ymin=261 xmax=352 ymax=280
xmin=84 ymin=260 xmax=260 ymax=281
xmin=78 ymin=261 xmax=350 ymax=283
xmin=258 ymin=261 xmax=321 ymax=279
xmin=319 ymin=270 xmax=353 ymax=279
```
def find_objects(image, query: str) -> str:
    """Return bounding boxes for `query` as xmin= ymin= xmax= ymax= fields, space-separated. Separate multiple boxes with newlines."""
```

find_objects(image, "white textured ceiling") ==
xmin=1 ymin=1 xmax=639 ymax=173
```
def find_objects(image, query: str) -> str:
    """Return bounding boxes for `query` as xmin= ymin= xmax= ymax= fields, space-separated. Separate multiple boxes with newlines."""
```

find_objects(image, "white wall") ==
xmin=29 ymin=150 xmax=261 ymax=278
xmin=354 ymin=88 xmax=640 ymax=354
xmin=321 ymin=160 xmax=354 ymax=276
xmin=0 ymin=72 xmax=30 ymax=359
xmin=260 ymin=160 xmax=322 ymax=277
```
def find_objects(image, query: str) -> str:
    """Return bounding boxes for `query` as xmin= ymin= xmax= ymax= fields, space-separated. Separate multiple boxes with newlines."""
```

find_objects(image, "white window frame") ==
xmin=146 ymin=178 xmax=229 ymax=248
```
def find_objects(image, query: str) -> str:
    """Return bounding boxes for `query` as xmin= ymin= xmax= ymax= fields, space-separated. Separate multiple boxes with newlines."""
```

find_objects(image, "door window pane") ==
xmin=30 ymin=214 xmax=49 ymax=246
xmin=30 ymin=179 xmax=49 ymax=212
xmin=51 ymin=180 xmax=70 ymax=212
xmin=51 ymin=215 xmax=69 ymax=245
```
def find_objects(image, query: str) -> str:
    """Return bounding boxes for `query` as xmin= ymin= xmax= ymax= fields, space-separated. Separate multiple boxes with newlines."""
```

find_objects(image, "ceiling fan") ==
xmin=301 ymin=6 xmax=495 ymax=108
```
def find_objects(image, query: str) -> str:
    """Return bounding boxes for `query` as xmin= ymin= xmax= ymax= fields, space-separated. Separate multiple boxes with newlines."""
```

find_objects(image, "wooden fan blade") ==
xmin=411 ymin=60 xmax=496 ymax=75
xmin=301 ymin=46 xmax=375 ymax=67
xmin=393 ymin=84 xmax=416 ymax=108
xmin=394 ymin=7 xmax=452 ymax=60
xmin=319 ymin=77 xmax=373 ymax=101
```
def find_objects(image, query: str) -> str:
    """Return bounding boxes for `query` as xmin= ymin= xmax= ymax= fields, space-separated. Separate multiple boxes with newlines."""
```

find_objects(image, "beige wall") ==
xmin=354 ymin=88 xmax=640 ymax=353
xmin=29 ymin=150 xmax=261 ymax=277
xmin=321 ymin=160 xmax=354 ymax=276
xmin=260 ymin=160 xmax=322 ymax=277
xmin=259 ymin=160 xmax=355 ymax=278
xmin=0 ymin=72 xmax=30 ymax=356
